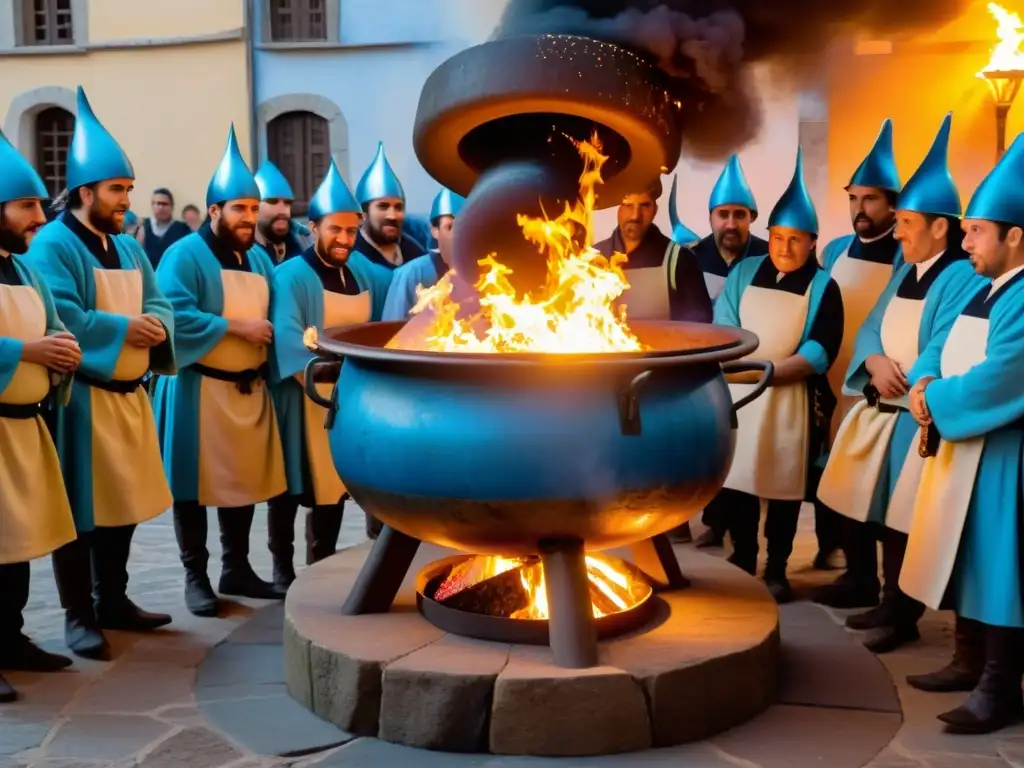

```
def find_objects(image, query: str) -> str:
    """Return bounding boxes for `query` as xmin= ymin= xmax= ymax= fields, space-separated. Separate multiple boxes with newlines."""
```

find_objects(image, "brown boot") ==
xmin=907 ymin=615 xmax=985 ymax=692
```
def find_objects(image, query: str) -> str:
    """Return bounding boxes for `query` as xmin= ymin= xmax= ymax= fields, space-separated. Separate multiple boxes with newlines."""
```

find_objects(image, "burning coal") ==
xmin=493 ymin=0 xmax=973 ymax=158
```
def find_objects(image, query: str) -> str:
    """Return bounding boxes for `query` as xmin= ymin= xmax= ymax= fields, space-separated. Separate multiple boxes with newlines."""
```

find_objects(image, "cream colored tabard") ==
xmin=619 ymin=243 xmax=675 ymax=321
xmin=704 ymin=272 xmax=727 ymax=301
xmin=89 ymin=268 xmax=172 ymax=526
xmin=827 ymin=252 xmax=895 ymax=440
xmin=817 ymin=295 xmax=925 ymax=523
xmin=724 ymin=282 xmax=811 ymax=500
xmin=197 ymin=269 xmax=286 ymax=508
xmin=302 ymin=289 xmax=371 ymax=505
xmin=899 ymin=315 xmax=989 ymax=609
xmin=0 ymin=283 xmax=76 ymax=563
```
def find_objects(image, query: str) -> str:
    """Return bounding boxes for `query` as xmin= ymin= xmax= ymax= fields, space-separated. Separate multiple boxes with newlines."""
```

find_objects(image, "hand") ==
xmin=21 ymin=332 xmax=82 ymax=373
xmin=126 ymin=315 xmax=166 ymax=348
xmin=909 ymin=376 xmax=935 ymax=426
xmin=865 ymin=354 xmax=909 ymax=399
xmin=229 ymin=319 xmax=274 ymax=346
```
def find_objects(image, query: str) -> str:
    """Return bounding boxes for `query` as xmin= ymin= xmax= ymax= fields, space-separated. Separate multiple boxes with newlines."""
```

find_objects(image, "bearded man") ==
xmin=153 ymin=126 xmax=287 ymax=618
xmin=26 ymin=87 xmax=175 ymax=661
xmin=254 ymin=161 xmax=304 ymax=263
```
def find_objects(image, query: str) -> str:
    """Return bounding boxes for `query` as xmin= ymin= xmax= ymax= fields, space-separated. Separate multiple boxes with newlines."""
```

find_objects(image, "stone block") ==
xmin=489 ymin=646 xmax=651 ymax=756
xmin=379 ymin=635 xmax=509 ymax=752
xmin=69 ymin=662 xmax=195 ymax=714
xmin=309 ymin=640 xmax=382 ymax=735
xmin=195 ymin=643 xmax=283 ymax=689
xmin=283 ymin=616 xmax=312 ymax=709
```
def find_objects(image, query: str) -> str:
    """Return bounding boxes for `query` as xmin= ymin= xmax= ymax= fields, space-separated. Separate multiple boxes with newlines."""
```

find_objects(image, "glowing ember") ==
xmin=978 ymin=2 xmax=1024 ymax=75
xmin=435 ymin=553 xmax=650 ymax=620
xmin=409 ymin=133 xmax=644 ymax=354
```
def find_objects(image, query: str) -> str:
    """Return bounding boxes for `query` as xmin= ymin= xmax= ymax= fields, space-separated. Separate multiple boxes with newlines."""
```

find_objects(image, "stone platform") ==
xmin=283 ymin=542 xmax=780 ymax=757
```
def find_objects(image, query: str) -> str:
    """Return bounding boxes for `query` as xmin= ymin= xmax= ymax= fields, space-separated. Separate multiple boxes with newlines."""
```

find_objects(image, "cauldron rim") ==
xmin=314 ymin=319 xmax=760 ymax=371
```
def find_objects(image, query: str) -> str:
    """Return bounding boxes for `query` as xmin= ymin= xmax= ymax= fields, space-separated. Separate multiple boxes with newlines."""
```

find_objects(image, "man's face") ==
xmin=311 ymin=211 xmax=361 ymax=267
xmin=432 ymin=215 xmax=455 ymax=261
xmin=894 ymin=210 xmax=945 ymax=264
xmin=83 ymin=178 xmax=133 ymax=234
xmin=183 ymin=208 xmax=201 ymax=230
xmin=365 ymin=198 xmax=405 ymax=244
xmin=617 ymin=193 xmax=656 ymax=242
xmin=848 ymin=184 xmax=894 ymax=238
xmin=962 ymin=218 xmax=1020 ymax=278
xmin=768 ymin=226 xmax=816 ymax=273
xmin=151 ymin=192 xmax=173 ymax=223
xmin=210 ymin=199 xmax=259 ymax=251
xmin=710 ymin=205 xmax=752 ymax=252
xmin=0 ymin=198 xmax=47 ymax=255
xmin=258 ymin=198 xmax=292 ymax=243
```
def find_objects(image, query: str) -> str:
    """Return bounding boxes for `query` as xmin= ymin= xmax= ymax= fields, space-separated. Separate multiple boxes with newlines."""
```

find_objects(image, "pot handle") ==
xmin=304 ymin=357 xmax=345 ymax=430
xmin=618 ymin=370 xmax=653 ymax=436
xmin=721 ymin=359 xmax=774 ymax=419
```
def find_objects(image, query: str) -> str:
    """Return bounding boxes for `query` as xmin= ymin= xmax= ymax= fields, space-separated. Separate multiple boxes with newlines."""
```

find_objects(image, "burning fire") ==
xmin=978 ymin=2 xmax=1024 ymax=75
xmin=435 ymin=553 xmax=649 ymax=620
xmin=409 ymin=133 xmax=644 ymax=354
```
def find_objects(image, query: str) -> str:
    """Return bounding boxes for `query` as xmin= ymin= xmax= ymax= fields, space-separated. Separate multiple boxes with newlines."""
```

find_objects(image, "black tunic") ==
xmin=300 ymin=247 xmax=362 ymax=296
xmin=353 ymin=230 xmax=426 ymax=271
xmin=692 ymin=232 xmax=769 ymax=279
xmin=142 ymin=218 xmax=191 ymax=269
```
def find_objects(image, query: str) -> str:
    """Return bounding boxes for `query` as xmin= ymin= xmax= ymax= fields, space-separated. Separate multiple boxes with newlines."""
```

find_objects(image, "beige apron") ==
xmin=703 ymin=272 xmax=727 ymax=302
xmin=620 ymin=243 xmax=677 ymax=320
xmin=724 ymin=281 xmax=811 ymax=500
xmin=818 ymin=294 xmax=924 ymax=525
xmin=89 ymin=269 xmax=172 ymax=527
xmin=303 ymin=289 xmax=371 ymax=505
xmin=827 ymin=250 xmax=895 ymax=441
xmin=898 ymin=315 xmax=988 ymax=609
xmin=0 ymin=284 xmax=76 ymax=563
xmin=197 ymin=269 xmax=286 ymax=507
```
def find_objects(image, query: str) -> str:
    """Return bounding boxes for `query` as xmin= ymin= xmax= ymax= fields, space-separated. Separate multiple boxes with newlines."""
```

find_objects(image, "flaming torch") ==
xmin=978 ymin=2 xmax=1024 ymax=159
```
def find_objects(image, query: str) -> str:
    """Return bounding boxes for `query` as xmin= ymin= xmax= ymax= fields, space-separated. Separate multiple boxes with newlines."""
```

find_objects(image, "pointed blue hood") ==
xmin=308 ymin=160 xmax=361 ymax=221
xmin=0 ymin=127 xmax=48 ymax=204
xmin=708 ymin=155 xmax=757 ymax=214
xmin=847 ymin=118 xmax=900 ymax=193
xmin=206 ymin=125 xmax=260 ymax=207
xmin=254 ymin=160 xmax=294 ymax=201
xmin=768 ymin=147 xmax=818 ymax=236
xmin=355 ymin=142 xmax=404 ymax=205
xmin=429 ymin=188 xmax=464 ymax=222
xmin=667 ymin=175 xmax=701 ymax=244
xmin=897 ymin=113 xmax=960 ymax=218
xmin=965 ymin=131 xmax=1024 ymax=227
xmin=66 ymin=86 xmax=134 ymax=190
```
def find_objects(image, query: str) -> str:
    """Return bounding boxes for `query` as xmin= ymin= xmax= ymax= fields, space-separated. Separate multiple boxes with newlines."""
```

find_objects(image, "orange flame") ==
xmin=979 ymin=2 xmax=1024 ymax=75
xmin=408 ymin=133 xmax=644 ymax=354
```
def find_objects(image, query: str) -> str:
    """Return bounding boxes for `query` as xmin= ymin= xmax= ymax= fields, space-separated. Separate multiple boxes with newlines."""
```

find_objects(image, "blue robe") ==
xmin=908 ymin=268 xmax=1024 ymax=627
xmin=270 ymin=250 xmax=380 ymax=499
xmin=24 ymin=214 xmax=175 ymax=531
xmin=839 ymin=254 xmax=984 ymax=524
xmin=381 ymin=250 xmax=448 ymax=321
xmin=151 ymin=229 xmax=276 ymax=502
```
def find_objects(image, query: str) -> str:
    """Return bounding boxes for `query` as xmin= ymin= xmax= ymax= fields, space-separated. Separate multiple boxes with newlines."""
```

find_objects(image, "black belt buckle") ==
xmin=863 ymin=385 xmax=880 ymax=408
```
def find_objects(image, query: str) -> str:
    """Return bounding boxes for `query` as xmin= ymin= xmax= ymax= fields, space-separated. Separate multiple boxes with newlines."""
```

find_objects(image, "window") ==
xmin=35 ymin=107 xmax=75 ymax=198
xmin=267 ymin=111 xmax=330 ymax=217
xmin=268 ymin=0 xmax=327 ymax=43
xmin=19 ymin=0 xmax=75 ymax=46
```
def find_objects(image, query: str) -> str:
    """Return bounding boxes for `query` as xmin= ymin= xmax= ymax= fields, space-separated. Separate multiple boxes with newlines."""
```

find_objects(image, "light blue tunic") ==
xmin=24 ymin=219 xmax=175 ymax=531
xmin=151 ymin=232 xmax=276 ymax=502
xmin=382 ymin=252 xmax=444 ymax=322
xmin=269 ymin=256 xmax=378 ymax=498
xmin=346 ymin=251 xmax=395 ymax=322
xmin=910 ymin=271 xmax=1024 ymax=627
xmin=842 ymin=257 xmax=985 ymax=525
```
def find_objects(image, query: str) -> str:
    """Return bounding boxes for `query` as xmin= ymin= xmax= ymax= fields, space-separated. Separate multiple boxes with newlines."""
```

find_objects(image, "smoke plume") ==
xmin=493 ymin=0 xmax=972 ymax=158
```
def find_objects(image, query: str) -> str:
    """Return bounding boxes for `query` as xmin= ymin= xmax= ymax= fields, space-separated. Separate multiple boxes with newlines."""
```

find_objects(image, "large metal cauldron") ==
xmin=305 ymin=320 xmax=772 ymax=558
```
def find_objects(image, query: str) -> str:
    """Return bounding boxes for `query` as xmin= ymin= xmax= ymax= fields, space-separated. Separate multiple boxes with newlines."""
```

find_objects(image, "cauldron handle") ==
xmin=303 ymin=358 xmax=345 ymax=430
xmin=618 ymin=370 xmax=653 ymax=436
xmin=721 ymin=359 xmax=774 ymax=418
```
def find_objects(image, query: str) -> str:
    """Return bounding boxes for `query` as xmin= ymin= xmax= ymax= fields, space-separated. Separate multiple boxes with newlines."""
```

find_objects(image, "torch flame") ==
xmin=979 ymin=2 xmax=1024 ymax=76
xmin=409 ymin=132 xmax=644 ymax=354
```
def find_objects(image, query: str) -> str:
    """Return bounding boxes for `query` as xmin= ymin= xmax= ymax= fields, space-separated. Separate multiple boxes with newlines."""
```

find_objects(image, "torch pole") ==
xmin=997 ymin=102 xmax=1011 ymax=160
xmin=982 ymin=72 xmax=1024 ymax=162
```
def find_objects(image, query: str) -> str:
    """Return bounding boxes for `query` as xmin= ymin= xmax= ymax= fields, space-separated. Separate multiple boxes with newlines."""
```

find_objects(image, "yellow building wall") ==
xmin=88 ymin=0 xmax=244 ymax=43
xmin=825 ymin=0 xmax=1024 ymax=240
xmin=0 ymin=40 xmax=250 ymax=214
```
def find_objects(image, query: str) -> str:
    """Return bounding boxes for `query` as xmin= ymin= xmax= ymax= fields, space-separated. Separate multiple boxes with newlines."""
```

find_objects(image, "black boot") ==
xmin=763 ymin=500 xmax=799 ymax=604
xmin=860 ymin=529 xmax=923 ymax=653
xmin=938 ymin=625 xmax=1024 ymax=734
xmin=92 ymin=525 xmax=171 ymax=632
xmin=218 ymin=506 xmax=287 ymax=600
xmin=173 ymin=502 xmax=220 ymax=618
xmin=267 ymin=495 xmax=299 ymax=590
xmin=812 ymin=518 xmax=880 ymax=609
xmin=51 ymin=536 xmax=110 ymax=660
xmin=725 ymin=491 xmax=760 ymax=576
xmin=764 ymin=561 xmax=793 ymax=604
xmin=694 ymin=528 xmax=725 ymax=548
xmin=907 ymin=615 xmax=985 ymax=692
xmin=0 ymin=672 xmax=15 ymax=703
xmin=812 ymin=484 xmax=843 ymax=571
xmin=0 ymin=562 xmax=72 ymax=673
xmin=365 ymin=512 xmax=384 ymax=540
xmin=306 ymin=500 xmax=345 ymax=565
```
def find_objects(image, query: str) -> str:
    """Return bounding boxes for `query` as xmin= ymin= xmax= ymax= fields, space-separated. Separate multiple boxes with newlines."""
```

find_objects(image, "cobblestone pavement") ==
xmin=3 ymin=504 xmax=1024 ymax=767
